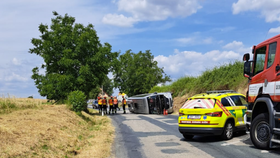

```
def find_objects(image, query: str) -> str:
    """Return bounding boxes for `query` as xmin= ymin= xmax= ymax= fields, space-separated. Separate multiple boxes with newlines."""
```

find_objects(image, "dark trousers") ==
xmin=98 ymin=104 xmax=102 ymax=113
xmin=113 ymin=104 xmax=118 ymax=113
xmin=123 ymin=104 xmax=126 ymax=113
xmin=109 ymin=105 xmax=113 ymax=114
xmin=102 ymin=105 xmax=107 ymax=114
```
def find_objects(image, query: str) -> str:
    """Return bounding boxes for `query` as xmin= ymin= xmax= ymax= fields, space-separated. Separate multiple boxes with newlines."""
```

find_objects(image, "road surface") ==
xmin=109 ymin=111 xmax=280 ymax=158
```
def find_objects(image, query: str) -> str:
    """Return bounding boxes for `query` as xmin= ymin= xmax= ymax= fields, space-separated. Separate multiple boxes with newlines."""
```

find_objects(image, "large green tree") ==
xmin=29 ymin=11 xmax=118 ymax=102
xmin=113 ymin=50 xmax=171 ymax=96
xmin=102 ymin=76 xmax=114 ymax=96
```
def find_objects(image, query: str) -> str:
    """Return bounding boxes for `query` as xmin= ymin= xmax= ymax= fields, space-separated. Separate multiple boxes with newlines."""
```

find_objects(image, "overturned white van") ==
xmin=127 ymin=92 xmax=173 ymax=114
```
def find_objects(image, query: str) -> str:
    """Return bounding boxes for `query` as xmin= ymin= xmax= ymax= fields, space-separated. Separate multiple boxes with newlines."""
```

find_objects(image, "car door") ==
xmin=221 ymin=97 xmax=238 ymax=126
xmin=228 ymin=95 xmax=247 ymax=127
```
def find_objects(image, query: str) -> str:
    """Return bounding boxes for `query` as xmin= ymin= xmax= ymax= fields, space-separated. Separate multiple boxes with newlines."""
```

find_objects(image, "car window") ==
xmin=221 ymin=98 xmax=231 ymax=107
xmin=229 ymin=95 xmax=243 ymax=106
xmin=239 ymin=96 xmax=248 ymax=107
xmin=181 ymin=98 xmax=215 ymax=109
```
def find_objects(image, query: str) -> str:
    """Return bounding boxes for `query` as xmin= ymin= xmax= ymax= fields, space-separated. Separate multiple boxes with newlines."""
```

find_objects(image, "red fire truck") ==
xmin=243 ymin=34 xmax=280 ymax=149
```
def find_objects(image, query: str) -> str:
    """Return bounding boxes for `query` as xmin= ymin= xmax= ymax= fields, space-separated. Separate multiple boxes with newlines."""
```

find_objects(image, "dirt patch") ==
xmin=0 ymin=104 xmax=114 ymax=158
xmin=172 ymin=95 xmax=189 ymax=114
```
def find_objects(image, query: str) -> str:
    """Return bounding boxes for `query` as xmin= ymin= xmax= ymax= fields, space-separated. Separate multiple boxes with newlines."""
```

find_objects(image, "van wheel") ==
xmin=183 ymin=134 xmax=194 ymax=140
xmin=221 ymin=121 xmax=234 ymax=140
xmin=250 ymin=113 xmax=270 ymax=149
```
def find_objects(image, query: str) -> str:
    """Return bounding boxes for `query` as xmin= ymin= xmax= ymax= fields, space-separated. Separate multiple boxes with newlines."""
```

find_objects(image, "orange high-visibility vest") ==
xmin=98 ymin=99 xmax=102 ymax=105
xmin=123 ymin=99 xmax=126 ymax=105
xmin=113 ymin=99 xmax=118 ymax=104
xmin=109 ymin=99 xmax=113 ymax=106
xmin=102 ymin=99 xmax=107 ymax=105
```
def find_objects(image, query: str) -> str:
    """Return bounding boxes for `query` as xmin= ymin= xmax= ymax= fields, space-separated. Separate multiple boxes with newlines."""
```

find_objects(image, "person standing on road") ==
xmin=113 ymin=96 xmax=118 ymax=114
xmin=98 ymin=96 xmax=102 ymax=113
xmin=122 ymin=96 xmax=127 ymax=114
xmin=109 ymin=96 xmax=114 ymax=114
xmin=102 ymin=96 xmax=107 ymax=114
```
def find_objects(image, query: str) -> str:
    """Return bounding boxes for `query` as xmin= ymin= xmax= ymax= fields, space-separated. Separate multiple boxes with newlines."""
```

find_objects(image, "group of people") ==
xmin=97 ymin=95 xmax=127 ymax=115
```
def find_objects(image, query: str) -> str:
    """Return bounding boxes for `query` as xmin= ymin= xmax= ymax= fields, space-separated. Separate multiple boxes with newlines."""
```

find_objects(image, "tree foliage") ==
xmin=29 ymin=11 xmax=118 ymax=102
xmin=113 ymin=50 xmax=171 ymax=96
xmin=103 ymin=76 xmax=114 ymax=96
xmin=88 ymin=86 xmax=101 ymax=99
xmin=67 ymin=90 xmax=87 ymax=112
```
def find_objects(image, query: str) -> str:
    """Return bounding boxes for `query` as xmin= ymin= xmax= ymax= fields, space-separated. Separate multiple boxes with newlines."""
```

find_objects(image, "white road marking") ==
xmin=221 ymin=136 xmax=250 ymax=147
xmin=221 ymin=140 xmax=243 ymax=146
xmin=123 ymin=119 xmax=166 ymax=132
xmin=261 ymin=150 xmax=269 ymax=153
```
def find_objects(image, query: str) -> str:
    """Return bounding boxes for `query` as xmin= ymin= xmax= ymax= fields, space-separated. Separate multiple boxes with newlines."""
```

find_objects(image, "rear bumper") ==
xmin=178 ymin=127 xmax=223 ymax=136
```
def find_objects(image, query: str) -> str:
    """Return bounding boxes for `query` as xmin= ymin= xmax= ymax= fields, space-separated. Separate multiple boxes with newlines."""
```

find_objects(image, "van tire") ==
xmin=250 ymin=113 xmax=270 ymax=149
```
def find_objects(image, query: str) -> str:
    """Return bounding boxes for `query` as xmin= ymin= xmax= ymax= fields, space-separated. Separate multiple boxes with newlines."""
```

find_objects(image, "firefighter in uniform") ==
xmin=108 ymin=96 xmax=114 ymax=114
xmin=113 ymin=96 xmax=118 ymax=114
xmin=122 ymin=96 xmax=127 ymax=114
xmin=102 ymin=96 xmax=107 ymax=114
xmin=98 ymin=96 xmax=102 ymax=113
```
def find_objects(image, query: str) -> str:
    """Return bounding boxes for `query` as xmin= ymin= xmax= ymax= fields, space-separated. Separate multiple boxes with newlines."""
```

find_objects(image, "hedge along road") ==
xmin=109 ymin=111 xmax=280 ymax=158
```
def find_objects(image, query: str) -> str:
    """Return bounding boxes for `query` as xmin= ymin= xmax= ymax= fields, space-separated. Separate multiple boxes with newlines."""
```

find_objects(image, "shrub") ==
xmin=68 ymin=91 xmax=87 ymax=112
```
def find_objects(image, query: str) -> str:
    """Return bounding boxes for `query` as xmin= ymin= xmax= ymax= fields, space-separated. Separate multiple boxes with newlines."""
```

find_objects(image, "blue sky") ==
xmin=1 ymin=0 xmax=280 ymax=98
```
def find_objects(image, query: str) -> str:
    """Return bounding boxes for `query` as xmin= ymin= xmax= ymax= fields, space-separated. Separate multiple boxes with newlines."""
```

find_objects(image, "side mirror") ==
xmin=244 ymin=61 xmax=251 ymax=78
xmin=243 ymin=53 xmax=250 ymax=61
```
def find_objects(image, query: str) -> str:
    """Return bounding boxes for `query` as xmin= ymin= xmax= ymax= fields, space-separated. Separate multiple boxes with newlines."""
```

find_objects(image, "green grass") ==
xmin=149 ymin=61 xmax=247 ymax=97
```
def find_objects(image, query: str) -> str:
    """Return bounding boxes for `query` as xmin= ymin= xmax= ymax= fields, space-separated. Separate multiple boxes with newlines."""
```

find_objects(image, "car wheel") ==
xmin=221 ymin=121 xmax=234 ymax=140
xmin=250 ymin=113 xmax=270 ymax=149
xmin=183 ymin=134 xmax=194 ymax=140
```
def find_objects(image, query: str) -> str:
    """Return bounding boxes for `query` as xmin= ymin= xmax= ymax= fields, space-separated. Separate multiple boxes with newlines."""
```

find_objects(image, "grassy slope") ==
xmin=0 ymin=98 xmax=114 ymax=158
xmin=150 ymin=61 xmax=248 ymax=113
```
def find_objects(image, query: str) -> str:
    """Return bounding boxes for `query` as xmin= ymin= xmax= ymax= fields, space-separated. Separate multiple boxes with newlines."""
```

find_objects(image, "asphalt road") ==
xmin=109 ymin=110 xmax=280 ymax=158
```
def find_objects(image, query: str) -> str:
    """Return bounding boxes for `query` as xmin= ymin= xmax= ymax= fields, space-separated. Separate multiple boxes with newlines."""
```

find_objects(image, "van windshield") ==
xmin=181 ymin=98 xmax=215 ymax=109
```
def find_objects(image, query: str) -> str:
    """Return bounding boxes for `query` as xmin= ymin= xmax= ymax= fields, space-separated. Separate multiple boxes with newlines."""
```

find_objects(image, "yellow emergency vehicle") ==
xmin=178 ymin=90 xmax=247 ymax=140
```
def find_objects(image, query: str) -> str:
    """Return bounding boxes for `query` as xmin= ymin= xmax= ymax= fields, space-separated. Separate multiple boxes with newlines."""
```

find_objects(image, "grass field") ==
xmin=0 ymin=97 xmax=114 ymax=158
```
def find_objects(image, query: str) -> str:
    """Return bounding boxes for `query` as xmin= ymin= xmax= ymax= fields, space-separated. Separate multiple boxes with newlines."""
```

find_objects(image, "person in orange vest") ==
xmin=113 ymin=96 xmax=118 ymax=114
xmin=102 ymin=96 xmax=107 ymax=114
xmin=108 ymin=96 xmax=114 ymax=114
xmin=122 ymin=96 xmax=127 ymax=114
xmin=97 ymin=96 xmax=102 ymax=113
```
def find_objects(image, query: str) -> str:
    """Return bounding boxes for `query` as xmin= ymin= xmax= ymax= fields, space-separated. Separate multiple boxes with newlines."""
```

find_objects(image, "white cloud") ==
xmin=154 ymin=40 xmax=251 ymax=78
xmin=175 ymin=36 xmax=213 ymax=45
xmin=223 ymin=41 xmax=243 ymax=49
xmin=154 ymin=49 xmax=242 ymax=78
xmin=232 ymin=0 xmax=280 ymax=22
xmin=103 ymin=0 xmax=202 ymax=27
xmin=223 ymin=41 xmax=251 ymax=54
xmin=176 ymin=37 xmax=193 ymax=44
xmin=12 ymin=58 xmax=21 ymax=65
xmin=269 ymin=26 xmax=280 ymax=33
xmin=102 ymin=14 xmax=138 ymax=27
xmin=5 ymin=73 xmax=28 ymax=82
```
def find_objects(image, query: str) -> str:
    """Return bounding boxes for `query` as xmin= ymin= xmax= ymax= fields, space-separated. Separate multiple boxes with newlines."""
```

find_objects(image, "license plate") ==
xmin=188 ymin=115 xmax=201 ymax=119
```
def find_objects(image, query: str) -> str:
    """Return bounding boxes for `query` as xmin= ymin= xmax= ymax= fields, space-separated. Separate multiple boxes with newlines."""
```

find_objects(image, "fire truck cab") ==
xmin=243 ymin=34 xmax=280 ymax=149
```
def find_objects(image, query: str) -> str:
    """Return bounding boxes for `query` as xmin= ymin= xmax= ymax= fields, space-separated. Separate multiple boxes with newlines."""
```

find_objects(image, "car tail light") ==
xmin=179 ymin=112 xmax=184 ymax=116
xmin=205 ymin=112 xmax=223 ymax=117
